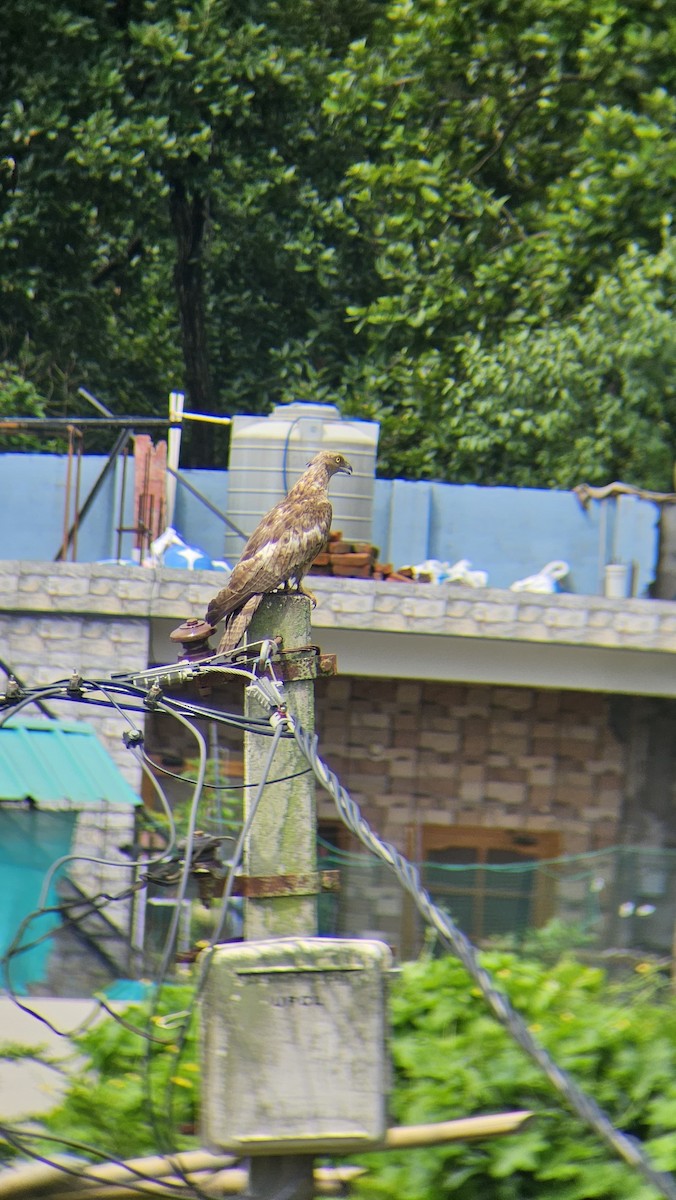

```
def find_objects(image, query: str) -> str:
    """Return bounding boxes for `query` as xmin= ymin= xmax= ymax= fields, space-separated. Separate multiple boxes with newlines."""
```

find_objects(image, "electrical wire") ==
xmin=154 ymin=709 xmax=207 ymax=985
xmin=138 ymin=704 xmax=212 ymax=1169
xmin=0 ymin=879 xmax=155 ymax=1041
xmin=0 ymin=1124 xmax=189 ymax=1197
xmin=0 ymin=687 xmax=77 ymax=727
xmin=1 ymin=676 xmax=280 ymax=736
xmin=0 ymin=658 xmax=56 ymax=718
xmin=0 ymin=680 xmax=261 ymax=1200
xmin=0 ymin=683 xmax=182 ymax=1040
xmin=51 ymin=693 xmax=150 ymax=715
xmin=126 ymin=699 xmax=280 ymax=1196
xmin=0 ymin=673 xmax=239 ymax=1019
xmin=129 ymin=746 xmax=178 ymax=855
xmin=2 ymin=681 xmax=178 ymax=966
xmin=163 ymin=719 xmax=287 ymax=1177
xmin=289 ymin=715 xmax=676 ymax=1200
xmin=0 ymin=678 xmax=251 ymax=1196
xmin=5 ymin=882 xmax=142 ymax=965
xmin=158 ymin=694 xmax=287 ymax=736
xmin=112 ymin=654 xmax=259 ymax=688
xmin=140 ymin=746 xmax=311 ymax=791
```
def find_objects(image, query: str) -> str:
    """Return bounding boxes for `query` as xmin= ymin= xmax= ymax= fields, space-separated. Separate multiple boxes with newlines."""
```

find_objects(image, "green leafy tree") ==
xmin=320 ymin=0 xmax=676 ymax=486
xmin=1 ymin=0 xmax=673 ymax=482
xmin=0 ymin=360 xmax=50 ymax=449
xmin=0 ymin=0 xmax=380 ymax=461
xmin=26 ymin=953 xmax=676 ymax=1197
xmin=365 ymin=229 xmax=675 ymax=488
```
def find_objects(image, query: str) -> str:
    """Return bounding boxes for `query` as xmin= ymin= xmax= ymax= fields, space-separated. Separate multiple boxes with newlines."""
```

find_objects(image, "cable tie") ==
xmin=145 ymin=681 xmax=163 ymax=708
xmin=67 ymin=672 xmax=83 ymax=694
xmin=122 ymin=728 xmax=144 ymax=749
xmin=2 ymin=677 xmax=23 ymax=703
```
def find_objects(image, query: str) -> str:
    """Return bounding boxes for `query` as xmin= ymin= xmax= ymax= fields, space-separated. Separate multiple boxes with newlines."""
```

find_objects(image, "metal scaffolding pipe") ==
xmin=1 ymin=417 xmax=176 ymax=431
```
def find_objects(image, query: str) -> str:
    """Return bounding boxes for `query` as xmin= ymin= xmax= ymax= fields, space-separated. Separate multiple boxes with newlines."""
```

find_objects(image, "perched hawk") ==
xmin=206 ymin=451 xmax=353 ymax=652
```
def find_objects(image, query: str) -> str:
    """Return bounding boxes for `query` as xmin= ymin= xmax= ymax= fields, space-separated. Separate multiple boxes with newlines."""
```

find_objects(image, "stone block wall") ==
xmin=314 ymin=678 xmax=625 ymax=856
xmin=0 ymin=570 xmax=149 ymax=946
xmin=313 ymin=678 xmax=632 ymax=951
xmin=0 ymin=609 xmax=148 ymax=787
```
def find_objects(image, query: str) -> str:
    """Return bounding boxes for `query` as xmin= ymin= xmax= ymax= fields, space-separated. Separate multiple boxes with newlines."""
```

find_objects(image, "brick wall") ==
xmin=315 ymin=678 xmax=625 ymax=855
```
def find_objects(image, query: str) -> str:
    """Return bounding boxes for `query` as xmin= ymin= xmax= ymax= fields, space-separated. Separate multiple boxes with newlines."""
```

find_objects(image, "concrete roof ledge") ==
xmin=1 ymin=560 xmax=675 ymax=656
xmin=311 ymin=577 xmax=676 ymax=654
xmin=307 ymin=579 xmax=676 ymax=696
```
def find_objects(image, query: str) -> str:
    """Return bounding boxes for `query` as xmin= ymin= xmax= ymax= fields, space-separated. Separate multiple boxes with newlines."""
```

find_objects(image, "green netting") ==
xmin=317 ymin=841 xmax=676 ymax=960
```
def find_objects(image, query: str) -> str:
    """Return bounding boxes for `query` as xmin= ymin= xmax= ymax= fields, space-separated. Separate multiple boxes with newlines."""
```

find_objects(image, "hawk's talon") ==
xmin=296 ymin=582 xmax=318 ymax=608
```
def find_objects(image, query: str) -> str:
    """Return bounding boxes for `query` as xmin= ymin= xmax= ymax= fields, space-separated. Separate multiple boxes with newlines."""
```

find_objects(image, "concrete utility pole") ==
xmin=243 ymin=593 xmax=317 ymax=941
xmin=243 ymin=593 xmax=316 ymax=1200
xmin=201 ymin=592 xmax=390 ymax=1200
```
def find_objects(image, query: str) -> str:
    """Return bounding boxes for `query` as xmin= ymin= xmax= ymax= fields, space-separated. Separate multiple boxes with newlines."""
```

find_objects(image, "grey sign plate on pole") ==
xmin=201 ymin=937 xmax=391 ymax=1154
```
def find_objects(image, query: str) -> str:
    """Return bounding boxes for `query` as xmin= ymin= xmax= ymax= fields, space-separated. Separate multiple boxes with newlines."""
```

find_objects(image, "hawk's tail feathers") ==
xmin=216 ymin=594 xmax=264 ymax=654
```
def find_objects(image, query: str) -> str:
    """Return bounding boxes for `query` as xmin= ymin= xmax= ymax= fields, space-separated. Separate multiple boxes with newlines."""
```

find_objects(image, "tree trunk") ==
xmin=169 ymin=177 xmax=216 ymax=465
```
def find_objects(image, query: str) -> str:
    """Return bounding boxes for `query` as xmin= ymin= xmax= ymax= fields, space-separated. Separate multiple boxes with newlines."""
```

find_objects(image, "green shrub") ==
xmin=41 ymin=985 xmax=199 ymax=1160
xmin=355 ymin=952 xmax=676 ymax=1199
xmin=32 ymin=953 xmax=676 ymax=1198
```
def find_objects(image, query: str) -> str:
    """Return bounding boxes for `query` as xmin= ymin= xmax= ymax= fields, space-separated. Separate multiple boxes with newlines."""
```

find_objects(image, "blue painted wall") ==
xmin=372 ymin=481 xmax=658 ymax=595
xmin=174 ymin=468 xmax=231 ymax=561
xmin=0 ymin=453 xmax=660 ymax=596
xmin=0 ymin=453 xmax=127 ymax=562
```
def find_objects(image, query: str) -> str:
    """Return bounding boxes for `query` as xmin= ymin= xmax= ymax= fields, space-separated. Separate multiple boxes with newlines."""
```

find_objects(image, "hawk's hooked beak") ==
xmin=340 ymin=460 xmax=353 ymax=476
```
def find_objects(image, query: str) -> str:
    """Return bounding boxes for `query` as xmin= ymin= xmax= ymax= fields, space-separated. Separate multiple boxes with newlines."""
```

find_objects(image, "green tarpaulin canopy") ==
xmin=0 ymin=717 xmax=139 ymax=992
xmin=0 ymin=716 xmax=140 ymax=809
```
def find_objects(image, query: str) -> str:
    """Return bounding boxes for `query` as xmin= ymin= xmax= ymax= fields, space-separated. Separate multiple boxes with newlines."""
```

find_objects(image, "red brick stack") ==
xmin=309 ymin=530 xmax=410 ymax=581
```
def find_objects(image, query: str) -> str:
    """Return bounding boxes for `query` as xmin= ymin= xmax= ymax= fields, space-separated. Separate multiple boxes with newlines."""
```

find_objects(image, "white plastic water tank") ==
xmin=224 ymin=402 xmax=380 ymax=560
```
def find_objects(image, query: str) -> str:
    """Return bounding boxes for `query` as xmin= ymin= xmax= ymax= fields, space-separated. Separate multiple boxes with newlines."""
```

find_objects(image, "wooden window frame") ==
xmin=404 ymin=824 xmax=561 ymax=952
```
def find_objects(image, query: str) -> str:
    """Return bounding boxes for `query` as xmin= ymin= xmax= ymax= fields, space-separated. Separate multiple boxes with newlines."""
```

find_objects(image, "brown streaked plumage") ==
xmin=206 ymin=451 xmax=353 ymax=652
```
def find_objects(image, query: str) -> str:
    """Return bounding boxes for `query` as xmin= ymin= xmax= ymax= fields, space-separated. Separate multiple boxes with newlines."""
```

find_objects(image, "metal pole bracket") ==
xmin=275 ymin=646 xmax=337 ymax=681
xmin=237 ymin=870 xmax=341 ymax=899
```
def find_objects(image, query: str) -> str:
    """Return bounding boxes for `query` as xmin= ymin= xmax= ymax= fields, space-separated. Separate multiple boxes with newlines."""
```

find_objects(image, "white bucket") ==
xmin=604 ymin=563 xmax=632 ymax=598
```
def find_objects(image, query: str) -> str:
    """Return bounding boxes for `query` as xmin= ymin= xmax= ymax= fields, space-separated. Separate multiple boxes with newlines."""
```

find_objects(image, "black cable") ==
xmin=139 ymin=705 xmax=209 ymax=1163
xmin=141 ymin=746 xmax=311 ymax=791
xmin=52 ymin=692 xmax=150 ymax=715
xmin=0 ymin=882 xmax=152 ymax=1040
xmin=0 ymin=677 xmax=244 ymax=1195
xmin=0 ymin=1123 xmax=189 ymax=1196
xmin=128 ymin=746 xmax=178 ymax=858
xmin=0 ymin=682 xmax=181 ymax=1040
xmin=0 ymin=658 xmax=57 ymax=718
xmin=159 ymin=693 xmax=287 ymax=735
xmin=154 ymin=710 xmax=207 ymax=984
xmin=0 ymin=687 xmax=75 ymax=727
xmin=1 ymin=677 xmax=279 ymax=735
